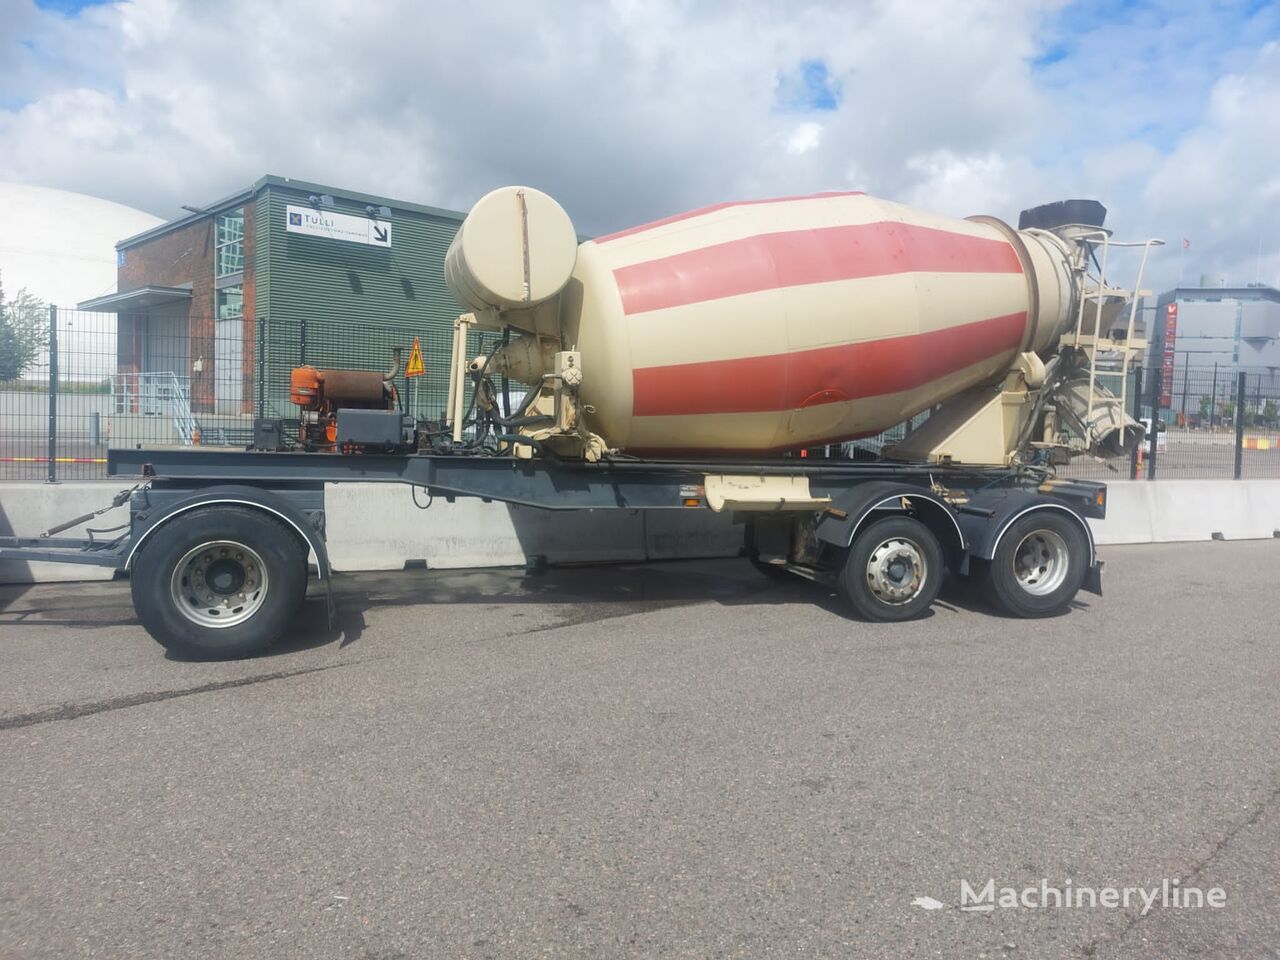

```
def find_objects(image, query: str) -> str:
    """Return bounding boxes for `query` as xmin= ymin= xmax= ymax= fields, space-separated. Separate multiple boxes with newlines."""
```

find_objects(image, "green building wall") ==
xmin=251 ymin=180 xmax=478 ymax=422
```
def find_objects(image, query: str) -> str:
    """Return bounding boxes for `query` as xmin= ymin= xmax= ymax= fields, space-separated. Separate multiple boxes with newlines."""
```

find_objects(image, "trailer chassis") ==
xmin=0 ymin=448 xmax=1107 ymax=658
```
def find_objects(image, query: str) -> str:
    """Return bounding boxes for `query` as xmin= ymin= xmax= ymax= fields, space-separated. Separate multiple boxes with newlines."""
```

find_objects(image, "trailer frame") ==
xmin=0 ymin=447 xmax=1108 ymax=656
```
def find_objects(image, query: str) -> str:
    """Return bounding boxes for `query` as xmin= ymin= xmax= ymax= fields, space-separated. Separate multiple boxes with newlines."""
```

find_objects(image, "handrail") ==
xmin=109 ymin=371 xmax=199 ymax=444
xmin=1065 ymin=232 xmax=1165 ymax=446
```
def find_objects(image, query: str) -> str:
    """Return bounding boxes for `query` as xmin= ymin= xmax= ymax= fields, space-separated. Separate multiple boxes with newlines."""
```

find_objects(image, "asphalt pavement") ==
xmin=1 ymin=541 xmax=1278 ymax=959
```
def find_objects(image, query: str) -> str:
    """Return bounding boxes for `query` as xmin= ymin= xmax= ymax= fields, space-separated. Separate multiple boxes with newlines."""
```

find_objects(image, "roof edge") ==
xmin=115 ymin=186 xmax=253 ymax=249
xmin=78 ymin=284 xmax=194 ymax=312
xmin=254 ymin=175 xmax=467 ymax=223
xmin=1158 ymin=284 xmax=1280 ymax=305
xmin=117 ymin=175 xmax=466 ymax=250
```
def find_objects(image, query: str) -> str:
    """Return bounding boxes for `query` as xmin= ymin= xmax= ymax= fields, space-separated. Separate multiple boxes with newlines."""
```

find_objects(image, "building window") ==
xmin=215 ymin=209 xmax=244 ymax=277
xmin=216 ymin=285 xmax=243 ymax=319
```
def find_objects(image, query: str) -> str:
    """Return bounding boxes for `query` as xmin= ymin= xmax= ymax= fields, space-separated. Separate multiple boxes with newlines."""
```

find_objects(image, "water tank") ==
xmin=445 ymin=186 xmax=578 ymax=312
xmin=559 ymin=192 xmax=1080 ymax=453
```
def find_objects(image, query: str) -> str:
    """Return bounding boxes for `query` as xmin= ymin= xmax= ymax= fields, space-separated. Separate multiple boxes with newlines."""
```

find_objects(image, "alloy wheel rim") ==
xmin=169 ymin=540 xmax=269 ymax=628
xmin=1012 ymin=529 xmax=1070 ymax=596
xmin=865 ymin=537 xmax=927 ymax=605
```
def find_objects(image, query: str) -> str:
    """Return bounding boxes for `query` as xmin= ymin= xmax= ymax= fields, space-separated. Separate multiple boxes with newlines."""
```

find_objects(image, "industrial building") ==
xmin=1148 ymin=279 xmax=1280 ymax=424
xmin=80 ymin=176 xmax=467 ymax=438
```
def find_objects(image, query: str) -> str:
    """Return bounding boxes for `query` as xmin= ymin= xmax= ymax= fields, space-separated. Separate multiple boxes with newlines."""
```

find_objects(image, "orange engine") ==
xmin=290 ymin=366 xmax=323 ymax=408
xmin=289 ymin=350 xmax=402 ymax=450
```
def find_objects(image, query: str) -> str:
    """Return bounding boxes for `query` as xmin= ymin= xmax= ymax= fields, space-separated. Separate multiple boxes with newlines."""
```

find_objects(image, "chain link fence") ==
xmin=3 ymin=305 xmax=1279 ymax=482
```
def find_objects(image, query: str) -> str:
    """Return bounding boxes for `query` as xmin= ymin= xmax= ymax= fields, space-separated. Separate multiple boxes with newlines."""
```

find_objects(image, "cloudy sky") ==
xmin=1 ymin=0 xmax=1278 ymax=292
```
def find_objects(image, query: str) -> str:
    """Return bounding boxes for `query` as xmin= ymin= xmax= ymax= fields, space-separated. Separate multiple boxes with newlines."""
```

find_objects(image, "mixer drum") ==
xmin=558 ymin=191 xmax=1074 ymax=454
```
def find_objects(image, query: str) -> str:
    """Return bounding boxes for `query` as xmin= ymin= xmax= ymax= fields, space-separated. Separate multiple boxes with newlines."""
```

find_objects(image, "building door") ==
xmin=134 ymin=306 xmax=192 ymax=416
xmin=214 ymin=318 xmax=243 ymax=414
xmin=215 ymin=286 xmax=244 ymax=415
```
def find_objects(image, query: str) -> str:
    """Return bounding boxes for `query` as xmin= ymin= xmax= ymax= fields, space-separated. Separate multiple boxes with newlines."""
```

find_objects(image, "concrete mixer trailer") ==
xmin=0 ymin=188 xmax=1161 ymax=659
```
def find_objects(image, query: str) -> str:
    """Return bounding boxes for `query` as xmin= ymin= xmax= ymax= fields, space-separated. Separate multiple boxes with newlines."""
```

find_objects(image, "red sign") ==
xmin=1160 ymin=303 xmax=1178 ymax=407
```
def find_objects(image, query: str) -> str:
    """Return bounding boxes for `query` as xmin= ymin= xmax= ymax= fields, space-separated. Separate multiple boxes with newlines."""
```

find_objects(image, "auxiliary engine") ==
xmin=288 ymin=349 xmax=412 ymax=452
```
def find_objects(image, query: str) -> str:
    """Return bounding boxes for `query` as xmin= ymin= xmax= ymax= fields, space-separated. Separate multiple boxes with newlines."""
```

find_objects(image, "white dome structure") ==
xmin=0 ymin=182 xmax=163 ymax=307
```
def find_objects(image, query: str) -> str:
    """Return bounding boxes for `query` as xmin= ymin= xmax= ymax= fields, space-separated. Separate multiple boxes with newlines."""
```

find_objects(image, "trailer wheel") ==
xmin=841 ymin=516 xmax=943 ymax=622
xmin=984 ymin=511 xmax=1088 ymax=618
xmin=131 ymin=506 xmax=308 ymax=659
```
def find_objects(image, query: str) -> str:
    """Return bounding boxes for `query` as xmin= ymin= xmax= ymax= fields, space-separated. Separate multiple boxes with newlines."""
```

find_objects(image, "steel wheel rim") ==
xmin=170 ymin=540 xmax=269 ymax=629
xmin=865 ymin=537 xmax=927 ymax=605
xmin=1012 ymin=529 xmax=1069 ymax=596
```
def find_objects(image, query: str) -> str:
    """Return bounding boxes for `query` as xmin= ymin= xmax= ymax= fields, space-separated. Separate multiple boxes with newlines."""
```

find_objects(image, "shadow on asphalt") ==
xmin=2 ymin=558 xmax=1084 ymax=662
xmin=0 ymin=559 xmax=826 ymax=659
xmin=275 ymin=559 xmax=837 ymax=656
xmin=936 ymin=573 xmax=1092 ymax=620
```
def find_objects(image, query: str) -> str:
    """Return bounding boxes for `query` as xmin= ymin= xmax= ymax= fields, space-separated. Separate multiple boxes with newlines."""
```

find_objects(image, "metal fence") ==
xmin=0 ymin=306 xmax=501 ymax=481
xmin=3 ymin=305 xmax=1280 ymax=482
xmin=1125 ymin=362 xmax=1280 ymax=482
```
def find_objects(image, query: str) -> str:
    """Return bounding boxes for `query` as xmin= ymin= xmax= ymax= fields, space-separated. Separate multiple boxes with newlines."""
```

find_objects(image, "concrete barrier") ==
xmin=2 ymin=477 xmax=1276 ymax=584
xmin=0 ymin=482 xmax=129 ymax=583
xmin=322 ymin=483 xmax=744 ymax=572
xmin=0 ymin=480 xmax=746 ymax=583
xmin=1089 ymin=479 xmax=1280 ymax=545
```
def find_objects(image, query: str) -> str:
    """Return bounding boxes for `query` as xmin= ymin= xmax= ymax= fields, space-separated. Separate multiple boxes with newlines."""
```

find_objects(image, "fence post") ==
xmin=1210 ymin=362 xmax=1218 ymax=428
xmin=299 ymin=318 xmax=307 ymax=367
xmin=256 ymin=319 xmax=266 ymax=419
xmin=1181 ymin=357 xmax=1190 ymax=426
xmin=46 ymin=304 xmax=58 ymax=484
xmin=1234 ymin=371 xmax=1247 ymax=480
xmin=1129 ymin=364 xmax=1143 ymax=480
xmin=1146 ymin=366 xmax=1160 ymax=481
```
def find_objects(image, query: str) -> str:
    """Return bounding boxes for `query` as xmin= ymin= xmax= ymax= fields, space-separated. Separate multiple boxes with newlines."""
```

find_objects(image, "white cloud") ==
xmin=0 ymin=0 xmax=1277 ymax=291
xmin=786 ymin=122 xmax=824 ymax=156
xmin=1138 ymin=41 xmax=1280 ymax=286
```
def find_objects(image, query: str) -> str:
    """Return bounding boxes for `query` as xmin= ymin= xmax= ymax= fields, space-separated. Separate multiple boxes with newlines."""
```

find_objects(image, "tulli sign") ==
xmin=285 ymin=204 xmax=392 ymax=248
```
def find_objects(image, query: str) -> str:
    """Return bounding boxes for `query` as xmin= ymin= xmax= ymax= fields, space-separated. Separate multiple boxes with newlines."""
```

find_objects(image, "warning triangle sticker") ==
xmin=405 ymin=336 xmax=425 ymax=378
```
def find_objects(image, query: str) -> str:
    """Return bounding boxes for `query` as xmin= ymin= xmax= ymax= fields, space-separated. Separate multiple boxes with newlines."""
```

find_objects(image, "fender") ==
xmin=814 ymin=479 xmax=965 ymax=565
xmin=124 ymin=484 xmax=331 ymax=580
xmin=957 ymin=489 xmax=1096 ymax=566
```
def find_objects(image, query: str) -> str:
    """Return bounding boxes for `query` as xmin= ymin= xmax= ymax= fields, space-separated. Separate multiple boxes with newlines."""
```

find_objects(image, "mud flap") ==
xmin=1084 ymin=560 xmax=1104 ymax=597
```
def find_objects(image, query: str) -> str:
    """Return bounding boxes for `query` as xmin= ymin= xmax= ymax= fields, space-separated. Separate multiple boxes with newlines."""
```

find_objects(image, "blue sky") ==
xmin=32 ymin=0 xmax=110 ymax=13
xmin=2 ymin=0 xmax=1279 ymax=289
xmin=776 ymin=60 xmax=842 ymax=113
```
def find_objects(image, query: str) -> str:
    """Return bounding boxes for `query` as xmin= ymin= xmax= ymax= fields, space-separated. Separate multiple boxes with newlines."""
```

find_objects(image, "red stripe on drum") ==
xmin=632 ymin=311 xmax=1026 ymax=417
xmin=593 ymin=191 xmax=866 ymax=245
xmin=614 ymin=222 xmax=1023 ymax=316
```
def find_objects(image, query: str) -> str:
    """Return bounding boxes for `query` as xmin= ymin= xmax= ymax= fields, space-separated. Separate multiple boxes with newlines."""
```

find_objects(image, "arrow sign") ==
xmin=405 ymin=336 xmax=425 ymax=378
xmin=286 ymin=204 xmax=392 ymax=248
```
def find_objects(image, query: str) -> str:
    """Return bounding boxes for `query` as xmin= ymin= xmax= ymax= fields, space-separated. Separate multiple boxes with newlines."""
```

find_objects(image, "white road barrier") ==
xmin=1 ymin=478 xmax=1276 ymax=584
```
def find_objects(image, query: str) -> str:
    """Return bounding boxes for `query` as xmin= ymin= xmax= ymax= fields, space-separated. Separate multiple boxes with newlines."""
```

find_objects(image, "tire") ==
xmin=131 ymin=506 xmax=308 ymax=659
xmin=984 ymin=510 xmax=1088 ymax=618
xmin=840 ymin=515 xmax=943 ymax=622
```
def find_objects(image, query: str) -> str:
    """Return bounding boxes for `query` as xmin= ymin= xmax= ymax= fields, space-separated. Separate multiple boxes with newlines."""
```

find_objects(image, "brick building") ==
xmin=81 ymin=176 xmax=466 ymax=428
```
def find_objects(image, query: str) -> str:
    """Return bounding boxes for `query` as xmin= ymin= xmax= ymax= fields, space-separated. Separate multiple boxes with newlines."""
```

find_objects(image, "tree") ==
xmin=0 ymin=271 xmax=49 ymax=382
xmin=1198 ymin=395 xmax=1212 ymax=424
xmin=1264 ymin=400 xmax=1279 ymax=429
